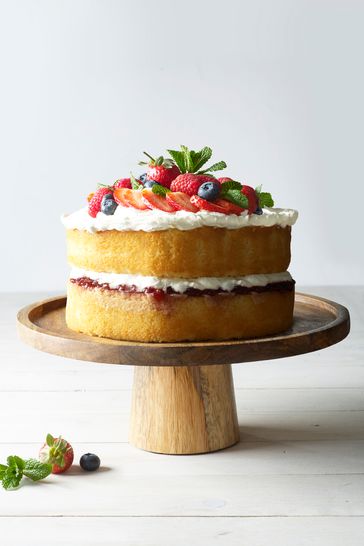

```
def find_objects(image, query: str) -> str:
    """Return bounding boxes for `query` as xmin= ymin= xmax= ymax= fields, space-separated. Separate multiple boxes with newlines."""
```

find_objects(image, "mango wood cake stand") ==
xmin=17 ymin=293 xmax=350 ymax=455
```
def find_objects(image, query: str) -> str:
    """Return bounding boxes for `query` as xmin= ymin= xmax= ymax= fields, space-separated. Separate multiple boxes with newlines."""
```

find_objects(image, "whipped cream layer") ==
xmin=70 ymin=268 xmax=293 ymax=294
xmin=62 ymin=206 xmax=298 ymax=233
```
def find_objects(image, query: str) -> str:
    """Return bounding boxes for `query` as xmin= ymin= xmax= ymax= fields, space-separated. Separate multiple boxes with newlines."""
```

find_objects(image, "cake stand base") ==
xmin=129 ymin=364 xmax=239 ymax=454
xmin=17 ymin=293 xmax=350 ymax=455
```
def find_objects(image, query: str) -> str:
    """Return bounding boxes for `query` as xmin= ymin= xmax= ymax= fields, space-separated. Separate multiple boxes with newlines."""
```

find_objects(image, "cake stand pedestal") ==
xmin=17 ymin=293 xmax=350 ymax=455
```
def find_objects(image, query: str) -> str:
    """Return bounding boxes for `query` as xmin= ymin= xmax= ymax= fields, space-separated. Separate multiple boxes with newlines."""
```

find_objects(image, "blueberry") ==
xmin=254 ymin=207 xmax=263 ymax=215
xmin=139 ymin=173 xmax=148 ymax=183
xmin=80 ymin=453 xmax=101 ymax=471
xmin=197 ymin=181 xmax=220 ymax=201
xmin=101 ymin=196 xmax=118 ymax=215
xmin=143 ymin=179 xmax=160 ymax=189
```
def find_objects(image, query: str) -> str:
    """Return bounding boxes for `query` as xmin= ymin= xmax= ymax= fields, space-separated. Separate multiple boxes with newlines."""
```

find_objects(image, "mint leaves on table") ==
xmin=167 ymin=145 xmax=227 ymax=175
xmin=0 ymin=456 xmax=52 ymax=490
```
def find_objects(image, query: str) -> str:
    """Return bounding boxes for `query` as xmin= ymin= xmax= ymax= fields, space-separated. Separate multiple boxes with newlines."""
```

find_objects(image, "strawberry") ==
xmin=170 ymin=174 xmax=216 ymax=197
xmin=218 ymin=177 xmax=233 ymax=184
xmin=88 ymin=187 xmax=112 ymax=217
xmin=190 ymin=195 xmax=227 ymax=214
xmin=241 ymin=185 xmax=258 ymax=214
xmin=39 ymin=434 xmax=74 ymax=474
xmin=166 ymin=191 xmax=199 ymax=212
xmin=114 ymin=178 xmax=132 ymax=189
xmin=215 ymin=199 xmax=245 ymax=215
xmin=141 ymin=189 xmax=176 ymax=212
xmin=139 ymin=152 xmax=180 ymax=189
xmin=114 ymin=188 xmax=149 ymax=210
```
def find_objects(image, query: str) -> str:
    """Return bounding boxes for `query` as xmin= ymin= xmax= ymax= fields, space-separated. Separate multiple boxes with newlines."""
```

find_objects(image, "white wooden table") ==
xmin=0 ymin=287 xmax=362 ymax=545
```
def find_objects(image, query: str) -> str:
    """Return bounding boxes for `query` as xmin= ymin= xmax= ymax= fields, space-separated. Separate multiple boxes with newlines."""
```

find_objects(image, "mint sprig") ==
xmin=0 ymin=455 xmax=52 ymax=490
xmin=220 ymin=180 xmax=248 ymax=209
xmin=167 ymin=145 xmax=227 ymax=175
xmin=130 ymin=173 xmax=143 ymax=190
xmin=151 ymin=184 xmax=170 ymax=197
xmin=255 ymin=186 xmax=274 ymax=208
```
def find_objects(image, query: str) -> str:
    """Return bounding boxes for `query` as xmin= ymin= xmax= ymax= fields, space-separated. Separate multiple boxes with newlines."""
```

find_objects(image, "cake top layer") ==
xmin=63 ymin=144 xmax=298 ymax=232
xmin=62 ymin=205 xmax=298 ymax=233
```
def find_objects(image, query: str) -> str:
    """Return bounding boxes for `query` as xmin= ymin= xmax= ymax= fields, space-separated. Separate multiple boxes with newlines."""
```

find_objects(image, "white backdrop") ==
xmin=1 ymin=0 xmax=363 ymax=291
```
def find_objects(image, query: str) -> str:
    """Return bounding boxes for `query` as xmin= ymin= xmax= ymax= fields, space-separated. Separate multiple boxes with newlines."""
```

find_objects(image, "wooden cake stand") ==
xmin=17 ymin=293 xmax=350 ymax=455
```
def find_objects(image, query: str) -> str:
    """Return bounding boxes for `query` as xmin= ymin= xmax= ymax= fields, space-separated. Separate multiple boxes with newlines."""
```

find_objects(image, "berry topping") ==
xmin=101 ymin=195 xmax=118 ymax=215
xmin=197 ymin=180 xmax=221 ymax=201
xmin=166 ymin=191 xmax=199 ymax=212
xmin=254 ymin=207 xmax=263 ymax=215
xmin=88 ymin=187 xmax=112 ymax=218
xmin=215 ymin=199 xmax=245 ymax=215
xmin=139 ymin=152 xmax=180 ymax=188
xmin=114 ymin=188 xmax=149 ymax=210
xmin=167 ymin=145 xmax=227 ymax=176
xmin=80 ymin=453 xmax=100 ymax=472
xmin=218 ymin=177 xmax=233 ymax=184
xmin=39 ymin=434 xmax=74 ymax=474
xmin=141 ymin=189 xmax=176 ymax=212
xmin=170 ymin=174 xmax=216 ymax=196
xmin=190 ymin=195 xmax=227 ymax=214
xmin=241 ymin=185 xmax=258 ymax=214
xmin=114 ymin=178 xmax=132 ymax=189
xmin=139 ymin=173 xmax=148 ymax=183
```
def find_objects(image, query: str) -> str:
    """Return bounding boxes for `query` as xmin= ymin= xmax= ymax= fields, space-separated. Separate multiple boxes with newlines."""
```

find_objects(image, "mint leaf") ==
xmin=2 ymin=467 xmax=23 ymax=490
xmin=23 ymin=459 xmax=52 ymax=482
xmin=130 ymin=173 xmax=143 ymax=190
xmin=7 ymin=455 xmax=25 ymax=472
xmin=223 ymin=189 xmax=249 ymax=209
xmin=198 ymin=160 xmax=227 ymax=174
xmin=258 ymin=192 xmax=274 ymax=208
xmin=0 ymin=464 xmax=7 ymax=479
xmin=151 ymin=184 xmax=170 ymax=197
xmin=46 ymin=434 xmax=54 ymax=447
xmin=190 ymin=147 xmax=212 ymax=172
xmin=220 ymin=180 xmax=242 ymax=193
xmin=167 ymin=149 xmax=187 ymax=173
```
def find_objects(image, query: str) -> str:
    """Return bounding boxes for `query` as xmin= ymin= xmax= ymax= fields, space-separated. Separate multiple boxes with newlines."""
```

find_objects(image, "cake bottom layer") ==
xmin=66 ymin=281 xmax=295 ymax=342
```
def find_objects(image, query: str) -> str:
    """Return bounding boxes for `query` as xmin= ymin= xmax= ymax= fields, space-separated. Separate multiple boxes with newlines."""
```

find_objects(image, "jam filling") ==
xmin=70 ymin=276 xmax=295 ymax=299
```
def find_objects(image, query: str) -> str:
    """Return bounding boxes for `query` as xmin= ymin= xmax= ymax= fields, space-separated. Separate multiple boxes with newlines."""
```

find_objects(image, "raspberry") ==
xmin=114 ymin=178 xmax=132 ymax=189
xmin=170 ymin=174 xmax=216 ymax=197
xmin=88 ymin=187 xmax=112 ymax=218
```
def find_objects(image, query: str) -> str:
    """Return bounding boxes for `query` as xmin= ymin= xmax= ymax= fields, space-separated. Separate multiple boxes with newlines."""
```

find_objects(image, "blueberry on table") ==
xmin=101 ymin=196 xmax=118 ymax=215
xmin=80 ymin=453 xmax=101 ymax=471
xmin=197 ymin=181 xmax=220 ymax=202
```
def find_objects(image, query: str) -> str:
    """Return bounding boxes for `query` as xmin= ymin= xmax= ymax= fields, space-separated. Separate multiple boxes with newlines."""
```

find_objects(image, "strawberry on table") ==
xmin=166 ymin=191 xmax=199 ymax=212
xmin=39 ymin=434 xmax=74 ymax=474
xmin=139 ymin=152 xmax=180 ymax=189
xmin=88 ymin=187 xmax=112 ymax=218
xmin=141 ymin=189 xmax=176 ymax=212
xmin=190 ymin=195 xmax=227 ymax=214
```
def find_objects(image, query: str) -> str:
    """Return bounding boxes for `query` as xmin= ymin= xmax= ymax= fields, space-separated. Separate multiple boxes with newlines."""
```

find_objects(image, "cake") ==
xmin=62 ymin=145 xmax=298 ymax=342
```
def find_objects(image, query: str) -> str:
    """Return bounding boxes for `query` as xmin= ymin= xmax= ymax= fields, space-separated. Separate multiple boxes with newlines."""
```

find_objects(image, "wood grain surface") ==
xmin=16 ymin=293 xmax=350 ymax=366
xmin=129 ymin=365 xmax=239 ymax=454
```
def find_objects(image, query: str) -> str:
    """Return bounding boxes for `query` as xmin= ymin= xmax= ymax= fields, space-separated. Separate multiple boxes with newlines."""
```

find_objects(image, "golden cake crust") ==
xmin=66 ymin=281 xmax=294 ymax=342
xmin=66 ymin=225 xmax=291 ymax=277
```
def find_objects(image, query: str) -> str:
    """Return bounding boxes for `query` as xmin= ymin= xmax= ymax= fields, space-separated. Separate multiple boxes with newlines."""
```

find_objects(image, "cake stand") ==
xmin=17 ymin=293 xmax=350 ymax=455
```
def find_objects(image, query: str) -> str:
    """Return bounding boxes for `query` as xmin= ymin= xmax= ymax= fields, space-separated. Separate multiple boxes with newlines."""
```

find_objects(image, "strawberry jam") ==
xmin=70 ymin=277 xmax=295 ymax=299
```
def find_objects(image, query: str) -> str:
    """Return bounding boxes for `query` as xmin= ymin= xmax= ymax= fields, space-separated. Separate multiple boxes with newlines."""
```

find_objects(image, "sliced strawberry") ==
xmin=190 ymin=195 xmax=227 ymax=214
xmin=141 ymin=189 xmax=176 ymax=212
xmin=166 ymin=191 xmax=198 ymax=212
xmin=114 ymin=188 xmax=149 ymax=210
xmin=241 ymin=185 xmax=258 ymax=214
xmin=215 ymin=199 xmax=245 ymax=215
